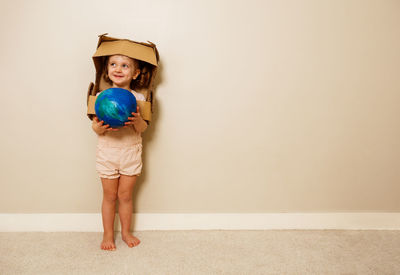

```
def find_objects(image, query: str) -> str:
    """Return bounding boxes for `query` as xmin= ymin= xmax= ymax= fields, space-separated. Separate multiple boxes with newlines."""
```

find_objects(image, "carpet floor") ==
xmin=1 ymin=230 xmax=400 ymax=274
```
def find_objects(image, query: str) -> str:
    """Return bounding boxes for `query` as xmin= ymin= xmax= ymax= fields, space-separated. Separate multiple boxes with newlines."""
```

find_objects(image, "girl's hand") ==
xmin=92 ymin=116 xmax=118 ymax=135
xmin=124 ymin=106 xmax=148 ymax=133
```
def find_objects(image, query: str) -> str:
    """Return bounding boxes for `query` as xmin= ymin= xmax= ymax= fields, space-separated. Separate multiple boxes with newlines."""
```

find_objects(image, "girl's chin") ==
xmin=113 ymin=86 xmax=130 ymax=90
xmin=111 ymin=78 xmax=128 ymax=85
xmin=112 ymin=82 xmax=130 ymax=88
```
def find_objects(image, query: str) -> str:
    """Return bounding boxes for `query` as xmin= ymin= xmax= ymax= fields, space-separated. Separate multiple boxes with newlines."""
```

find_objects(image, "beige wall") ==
xmin=0 ymin=0 xmax=399 ymax=213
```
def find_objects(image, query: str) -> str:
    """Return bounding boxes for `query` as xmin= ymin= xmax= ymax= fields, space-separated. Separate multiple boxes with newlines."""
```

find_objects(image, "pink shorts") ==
xmin=96 ymin=144 xmax=143 ymax=179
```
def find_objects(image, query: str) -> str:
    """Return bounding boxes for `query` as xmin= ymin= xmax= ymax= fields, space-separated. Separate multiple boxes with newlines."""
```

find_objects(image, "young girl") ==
xmin=92 ymin=54 xmax=148 ymax=251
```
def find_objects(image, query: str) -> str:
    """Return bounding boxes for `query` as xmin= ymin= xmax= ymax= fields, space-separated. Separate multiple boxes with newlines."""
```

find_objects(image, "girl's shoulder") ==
xmin=131 ymin=90 xmax=146 ymax=101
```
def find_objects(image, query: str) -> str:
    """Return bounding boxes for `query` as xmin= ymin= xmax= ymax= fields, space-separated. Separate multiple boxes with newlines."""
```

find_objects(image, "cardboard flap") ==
xmin=87 ymin=95 xmax=96 ymax=115
xmin=93 ymin=40 xmax=158 ymax=66
xmin=137 ymin=100 xmax=152 ymax=122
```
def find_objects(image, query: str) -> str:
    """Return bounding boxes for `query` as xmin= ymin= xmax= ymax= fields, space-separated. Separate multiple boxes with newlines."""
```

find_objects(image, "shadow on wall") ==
xmin=131 ymin=59 xmax=164 ymax=220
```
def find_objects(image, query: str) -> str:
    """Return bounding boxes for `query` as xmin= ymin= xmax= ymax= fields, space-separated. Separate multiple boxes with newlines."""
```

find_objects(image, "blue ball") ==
xmin=95 ymin=88 xmax=137 ymax=128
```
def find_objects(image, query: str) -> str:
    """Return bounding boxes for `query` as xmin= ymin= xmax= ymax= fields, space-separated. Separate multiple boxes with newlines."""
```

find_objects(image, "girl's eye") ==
xmin=110 ymin=63 xmax=116 ymax=67
xmin=123 ymin=64 xmax=129 ymax=68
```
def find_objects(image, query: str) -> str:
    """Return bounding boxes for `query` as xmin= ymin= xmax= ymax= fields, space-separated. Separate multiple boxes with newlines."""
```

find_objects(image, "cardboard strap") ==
xmin=87 ymin=95 xmax=152 ymax=122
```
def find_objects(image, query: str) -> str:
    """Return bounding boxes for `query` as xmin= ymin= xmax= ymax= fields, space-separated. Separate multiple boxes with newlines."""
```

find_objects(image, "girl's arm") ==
xmin=125 ymin=106 xmax=148 ymax=133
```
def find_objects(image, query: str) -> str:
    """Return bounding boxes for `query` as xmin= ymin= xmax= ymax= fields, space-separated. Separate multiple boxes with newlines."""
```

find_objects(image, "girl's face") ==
xmin=107 ymin=55 xmax=140 ymax=89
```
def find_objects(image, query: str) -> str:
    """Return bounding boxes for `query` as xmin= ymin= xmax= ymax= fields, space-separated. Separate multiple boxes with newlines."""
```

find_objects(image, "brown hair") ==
xmin=134 ymin=62 xmax=152 ymax=89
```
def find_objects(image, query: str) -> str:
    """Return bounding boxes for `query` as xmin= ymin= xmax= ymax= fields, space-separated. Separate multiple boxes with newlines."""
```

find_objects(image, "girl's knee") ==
xmin=103 ymin=190 xmax=118 ymax=202
xmin=117 ymin=190 xmax=132 ymax=203
xmin=101 ymin=177 xmax=119 ymax=202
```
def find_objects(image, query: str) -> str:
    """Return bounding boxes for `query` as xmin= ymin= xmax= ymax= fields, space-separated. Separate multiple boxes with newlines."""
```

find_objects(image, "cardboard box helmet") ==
xmin=87 ymin=34 xmax=159 ymax=122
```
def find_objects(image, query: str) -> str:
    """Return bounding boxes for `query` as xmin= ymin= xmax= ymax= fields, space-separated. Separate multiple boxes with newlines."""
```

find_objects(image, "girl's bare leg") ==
xmin=118 ymin=175 xmax=140 ymax=247
xmin=101 ymin=177 xmax=119 ymax=250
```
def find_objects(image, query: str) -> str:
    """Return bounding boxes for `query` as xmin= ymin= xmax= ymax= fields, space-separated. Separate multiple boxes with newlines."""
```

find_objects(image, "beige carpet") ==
xmin=1 ymin=230 xmax=400 ymax=274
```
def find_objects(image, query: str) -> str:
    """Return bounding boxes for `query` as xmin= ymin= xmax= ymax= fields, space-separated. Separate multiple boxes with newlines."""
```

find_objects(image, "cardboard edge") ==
xmin=86 ymin=82 xmax=95 ymax=120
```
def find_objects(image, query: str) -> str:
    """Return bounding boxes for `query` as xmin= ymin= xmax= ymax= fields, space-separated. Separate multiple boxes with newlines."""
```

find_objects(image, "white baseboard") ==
xmin=1 ymin=213 xmax=400 ymax=232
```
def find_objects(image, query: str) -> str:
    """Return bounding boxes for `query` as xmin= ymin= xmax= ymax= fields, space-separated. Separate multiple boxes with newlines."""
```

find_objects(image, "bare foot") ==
xmin=101 ymin=232 xmax=116 ymax=251
xmin=122 ymin=232 xmax=141 ymax=247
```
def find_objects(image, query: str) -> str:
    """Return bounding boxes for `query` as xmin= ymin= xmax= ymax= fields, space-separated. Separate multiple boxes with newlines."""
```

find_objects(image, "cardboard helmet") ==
xmin=87 ymin=34 xmax=159 ymax=122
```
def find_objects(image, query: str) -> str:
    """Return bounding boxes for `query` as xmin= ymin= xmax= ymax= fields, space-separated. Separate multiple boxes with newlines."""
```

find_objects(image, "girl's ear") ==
xmin=133 ymin=68 xmax=141 ymax=80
